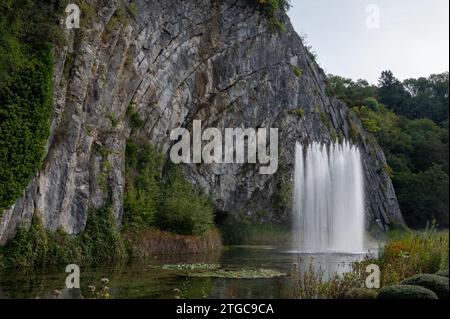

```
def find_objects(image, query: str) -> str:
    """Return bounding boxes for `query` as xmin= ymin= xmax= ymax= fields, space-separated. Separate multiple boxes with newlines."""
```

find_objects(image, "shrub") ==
xmin=293 ymin=66 xmax=302 ymax=78
xmin=436 ymin=269 xmax=449 ymax=278
xmin=292 ymin=262 xmax=365 ymax=299
xmin=0 ymin=214 xmax=50 ymax=269
xmin=0 ymin=48 xmax=54 ymax=212
xmin=253 ymin=0 xmax=290 ymax=32
xmin=343 ymin=288 xmax=378 ymax=299
xmin=123 ymin=138 xmax=163 ymax=230
xmin=158 ymin=168 xmax=214 ymax=237
xmin=0 ymin=0 xmax=69 ymax=213
xmin=378 ymin=231 xmax=449 ymax=285
xmin=80 ymin=206 xmax=127 ymax=265
xmin=377 ymin=285 xmax=438 ymax=299
xmin=291 ymin=108 xmax=305 ymax=119
xmin=127 ymin=104 xmax=144 ymax=130
xmin=220 ymin=214 xmax=290 ymax=245
xmin=0 ymin=214 xmax=81 ymax=269
xmin=221 ymin=214 xmax=254 ymax=245
xmin=401 ymin=274 xmax=449 ymax=299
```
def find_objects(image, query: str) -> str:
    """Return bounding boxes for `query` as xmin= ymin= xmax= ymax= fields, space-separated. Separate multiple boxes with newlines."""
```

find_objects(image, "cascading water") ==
xmin=293 ymin=141 xmax=365 ymax=253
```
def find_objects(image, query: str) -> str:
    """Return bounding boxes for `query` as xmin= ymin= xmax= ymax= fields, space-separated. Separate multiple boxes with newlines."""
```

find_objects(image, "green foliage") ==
xmin=343 ymin=288 xmax=378 ymax=299
xmin=436 ymin=269 xmax=449 ymax=278
xmin=291 ymin=108 xmax=305 ymax=119
xmin=395 ymin=165 xmax=449 ymax=228
xmin=379 ymin=71 xmax=449 ymax=124
xmin=0 ymin=0 xmax=67 ymax=84
xmin=319 ymin=112 xmax=333 ymax=131
xmin=162 ymin=263 xmax=220 ymax=271
xmin=158 ymin=167 xmax=214 ymax=237
xmin=0 ymin=214 xmax=81 ymax=269
xmin=190 ymin=268 xmax=286 ymax=279
xmin=293 ymin=261 xmax=365 ymax=299
xmin=0 ymin=214 xmax=51 ymax=269
xmin=401 ymin=274 xmax=449 ymax=299
xmin=124 ymin=138 xmax=214 ymax=237
xmin=328 ymin=72 xmax=449 ymax=229
xmin=78 ymin=0 xmax=97 ymax=29
xmin=0 ymin=0 xmax=69 ymax=213
xmin=80 ymin=206 xmax=127 ymax=265
xmin=127 ymin=3 xmax=138 ymax=19
xmin=0 ymin=206 xmax=127 ymax=270
xmin=293 ymin=66 xmax=302 ymax=78
xmin=377 ymin=285 xmax=438 ymax=299
xmin=376 ymin=231 xmax=449 ymax=285
xmin=252 ymin=0 xmax=290 ymax=32
xmin=0 ymin=48 xmax=54 ymax=212
xmin=220 ymin=214 xmax=290 ymax=245
xmin=127 ymin=104 xmax=144 ymax=130
xmin=123 ymin=138 xmax=163 ymax=230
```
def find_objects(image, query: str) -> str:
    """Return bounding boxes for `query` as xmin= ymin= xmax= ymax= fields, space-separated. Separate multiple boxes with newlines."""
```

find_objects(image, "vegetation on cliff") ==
xmin=124 ymin=138 xmax=215 ymax=237
xmin=0 ymin=207 xmax=126 ymax=269
xmin=0 ymin=0 xmax=67 ymax=212
xmin=328 ymin=71 xmax=449 ymax=229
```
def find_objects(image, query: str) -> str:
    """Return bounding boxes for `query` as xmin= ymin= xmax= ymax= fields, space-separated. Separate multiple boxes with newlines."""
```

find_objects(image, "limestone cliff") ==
xmin=0 ymin=0 xmax=403 ymax=244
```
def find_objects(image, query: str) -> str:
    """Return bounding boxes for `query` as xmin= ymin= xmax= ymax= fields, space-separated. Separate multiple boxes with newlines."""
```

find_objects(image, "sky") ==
xmin=287 ymin=0 xmax=449 ymax=84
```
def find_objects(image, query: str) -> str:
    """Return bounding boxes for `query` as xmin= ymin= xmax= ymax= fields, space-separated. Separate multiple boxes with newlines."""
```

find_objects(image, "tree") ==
xmin=395 ymin=165 xmax=449 ymax=228
xmin=378 ymin=71 xmax=410 ymax=116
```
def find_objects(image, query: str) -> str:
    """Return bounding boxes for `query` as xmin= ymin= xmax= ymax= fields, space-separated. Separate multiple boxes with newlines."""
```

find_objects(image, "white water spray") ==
xmin=293 ymin=141 xmax=365 ymax=253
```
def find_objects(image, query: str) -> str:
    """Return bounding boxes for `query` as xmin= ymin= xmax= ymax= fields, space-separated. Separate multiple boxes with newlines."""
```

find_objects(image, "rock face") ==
xmin=0 ymin=0 xmax=403 ymax=244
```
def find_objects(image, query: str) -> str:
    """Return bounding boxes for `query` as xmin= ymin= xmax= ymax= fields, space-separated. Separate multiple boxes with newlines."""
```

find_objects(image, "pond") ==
xmin=0 ymin=246 xmax=368 ymax=299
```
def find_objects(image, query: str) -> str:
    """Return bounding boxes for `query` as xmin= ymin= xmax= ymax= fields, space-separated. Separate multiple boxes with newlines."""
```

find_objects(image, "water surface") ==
xmin=0 ymin=246 xmax=366 ymax=299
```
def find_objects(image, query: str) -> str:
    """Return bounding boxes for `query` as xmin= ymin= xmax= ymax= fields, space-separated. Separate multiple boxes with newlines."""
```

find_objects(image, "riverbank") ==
xmin=293 ymin=230 xmax=449 ymax=299
xmin=0 ymin=210 xmax=223 ymax=271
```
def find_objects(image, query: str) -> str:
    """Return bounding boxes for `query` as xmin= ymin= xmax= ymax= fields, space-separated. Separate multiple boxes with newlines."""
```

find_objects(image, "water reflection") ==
xmin=0 ymin=246 xmax=369 ymax=299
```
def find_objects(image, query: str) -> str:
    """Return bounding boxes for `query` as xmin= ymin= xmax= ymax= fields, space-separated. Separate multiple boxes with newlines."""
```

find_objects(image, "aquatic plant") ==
xmin=189 ymin=268 xmax=286 ymax=279
xmin=162 ymin=263 xmax=220 ymax=271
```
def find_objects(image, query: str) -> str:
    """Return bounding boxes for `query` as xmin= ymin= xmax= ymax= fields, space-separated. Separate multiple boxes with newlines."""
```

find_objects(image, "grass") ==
xmin=292 ymin=230 xmax=449 ymax=299
xmin=292 ymin=261 xmax=365 ymax=299
xmin=124 ymin=228 xmax=222 ymax=261
xmin=375 ymin=230 xmax=449 ymax=285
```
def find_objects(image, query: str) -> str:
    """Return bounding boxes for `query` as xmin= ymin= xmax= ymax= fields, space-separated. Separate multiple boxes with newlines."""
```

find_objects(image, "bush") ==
xmin=293 ymin=66 xmax=302 ymax=78
xmin=343 ymin=288 xmax=378 ymax=299
xmin=123 ymin=139 xmax=163 ymax=230
xmin=0 ymin=0 xmax=69 ymax=213
xmin=157 ymin=168 xmax=214 ymax=237
xmin=0 ymin=48 xmax=54 ymax=212
xmin=401 ymin=274 xmax=449 ymax=299
xmin=378 ymin=231 xmax=449 ymax=285
xmin=377 ymin=285 xmax=438 ymax=299
xmin=252 ymin=0 xmax=290 ymax=32
xmin=436 ymin=269 xmax=449 ymax=278
xmin=0 ymin=214 xmax=81 ymax=269
xmin=80 ymin=206 xmax=127 ymax=265
xmin=221 ymin=214 xmax=290 ymax=245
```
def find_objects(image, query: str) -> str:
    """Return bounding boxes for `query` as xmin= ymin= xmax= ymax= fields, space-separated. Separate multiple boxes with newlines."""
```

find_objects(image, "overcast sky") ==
xmin=287 ymin=0 xmax=449 ymax=84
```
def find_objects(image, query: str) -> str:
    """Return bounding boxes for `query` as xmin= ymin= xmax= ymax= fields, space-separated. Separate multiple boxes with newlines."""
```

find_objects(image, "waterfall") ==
xmin=293 ymin=141 xmax=365 ymax=253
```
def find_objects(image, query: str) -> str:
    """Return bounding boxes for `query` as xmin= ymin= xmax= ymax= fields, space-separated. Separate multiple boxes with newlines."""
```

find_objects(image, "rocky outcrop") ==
xmin=0 ymin=0 xmax=403 ymax=244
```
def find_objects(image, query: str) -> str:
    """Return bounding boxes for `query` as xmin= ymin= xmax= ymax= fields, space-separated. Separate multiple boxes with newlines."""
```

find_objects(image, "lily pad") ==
xmin=189 ymin=268 xmax=286 ymax=279
xmin=162 ymin=263 xmax=221 ymax=271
